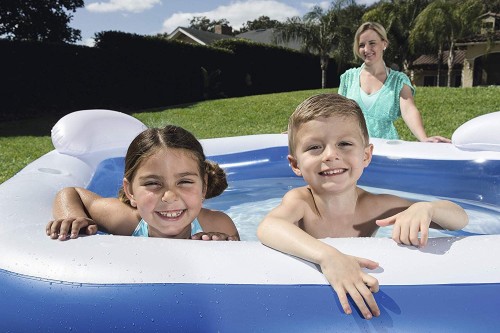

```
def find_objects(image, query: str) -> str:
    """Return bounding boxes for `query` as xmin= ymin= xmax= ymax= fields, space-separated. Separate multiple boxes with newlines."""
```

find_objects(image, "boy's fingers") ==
xmin=334 ymin=287 xmax=352 ymax=315
xmin=376 ymin=215 xmax=396 ymax=227
xmin=357 ymin=257 xmax=379 ymax=270
xmin=345 ymin=285 xmax=372 ymax=319
xmin=419 ymin=227 xmax=429 ymax=247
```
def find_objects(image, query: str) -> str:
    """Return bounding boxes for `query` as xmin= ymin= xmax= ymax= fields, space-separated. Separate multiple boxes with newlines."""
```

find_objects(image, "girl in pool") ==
xmin=46 ymin=125 xmax=240 ymax=241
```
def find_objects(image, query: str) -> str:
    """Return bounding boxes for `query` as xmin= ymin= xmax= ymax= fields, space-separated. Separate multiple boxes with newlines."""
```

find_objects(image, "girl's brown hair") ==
xmin=118 ymin=125 xmax=227 ymax=205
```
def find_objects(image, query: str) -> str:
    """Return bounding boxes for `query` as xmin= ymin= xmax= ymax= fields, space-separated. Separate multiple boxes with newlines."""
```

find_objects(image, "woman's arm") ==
xmin=400 ymin=85 xmax=451 ymax=143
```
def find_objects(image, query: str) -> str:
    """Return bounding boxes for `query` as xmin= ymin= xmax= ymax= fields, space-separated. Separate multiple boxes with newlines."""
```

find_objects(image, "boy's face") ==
xmin=288 ymin=115 xmax=372 ymax=195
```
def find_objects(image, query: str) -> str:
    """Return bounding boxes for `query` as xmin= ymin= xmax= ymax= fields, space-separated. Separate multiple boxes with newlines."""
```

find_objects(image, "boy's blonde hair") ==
xmin=288 ymin=93 xmax=369 ymax=156
xmin=353 ymin=22 xmax=389 ymax=60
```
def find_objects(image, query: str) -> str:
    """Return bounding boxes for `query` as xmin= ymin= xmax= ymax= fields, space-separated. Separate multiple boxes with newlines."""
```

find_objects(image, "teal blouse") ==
xmin=338 ymin=66 xmax=415 ymax=140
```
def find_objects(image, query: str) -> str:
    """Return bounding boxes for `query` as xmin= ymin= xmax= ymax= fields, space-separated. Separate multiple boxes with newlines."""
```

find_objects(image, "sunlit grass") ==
xmin=1 ymin=86 xmax=498 ymax=184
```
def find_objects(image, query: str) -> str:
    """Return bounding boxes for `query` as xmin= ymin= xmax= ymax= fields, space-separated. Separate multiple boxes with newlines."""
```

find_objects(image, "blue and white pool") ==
xmin=1 ymin=109 xmax=499 ymax=332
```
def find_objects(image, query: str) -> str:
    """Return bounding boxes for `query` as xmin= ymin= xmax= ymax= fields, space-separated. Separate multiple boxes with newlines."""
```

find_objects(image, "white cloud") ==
xmin=82 ymin=37 xmax=96 ymax=47
xmin=162 ymin=0 xmax=300 ymax=34
xmin=300 ymin=2 xmax=330 ymax=11
xmin=87 ymin=0 xmax=161 ymax=13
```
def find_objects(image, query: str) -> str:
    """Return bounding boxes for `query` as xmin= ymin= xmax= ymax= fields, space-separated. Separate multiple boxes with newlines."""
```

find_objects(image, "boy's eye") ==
xmin=338 ymin=141 xmax=352 ymax=147
xmin=305 ymin=145 xmax=321 ymax=151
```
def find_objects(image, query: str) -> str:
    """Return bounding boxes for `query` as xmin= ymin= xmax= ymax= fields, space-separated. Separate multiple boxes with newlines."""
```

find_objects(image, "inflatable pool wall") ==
xmin=1 ymin=110 xmax=500 ymax=332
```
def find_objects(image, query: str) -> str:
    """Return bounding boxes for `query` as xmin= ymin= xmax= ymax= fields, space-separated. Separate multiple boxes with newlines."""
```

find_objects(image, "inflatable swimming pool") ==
xmin=1 ymin=110 xmax=500 ymax=332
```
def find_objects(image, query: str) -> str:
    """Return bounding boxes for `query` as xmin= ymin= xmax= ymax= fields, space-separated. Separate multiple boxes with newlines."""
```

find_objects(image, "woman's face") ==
xmin=358 ymin=29 xmax=387 ymax=65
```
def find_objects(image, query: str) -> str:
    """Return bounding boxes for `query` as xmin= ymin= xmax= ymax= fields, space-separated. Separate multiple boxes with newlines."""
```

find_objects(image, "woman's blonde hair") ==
xmin=353 ymin=22 xmax=389 ymax=60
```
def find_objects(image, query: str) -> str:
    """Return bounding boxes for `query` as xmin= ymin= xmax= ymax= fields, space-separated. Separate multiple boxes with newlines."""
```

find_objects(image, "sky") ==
xmin=72 ymin=0 xmax=377 ymax=46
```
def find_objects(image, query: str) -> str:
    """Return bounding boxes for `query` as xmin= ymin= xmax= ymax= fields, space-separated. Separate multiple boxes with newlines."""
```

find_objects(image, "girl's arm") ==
xmin=399 ymin=85 xmax=451 ymax=143
xmin=376 ymin=199 xmax=469 ymax=247
xmin=257 ymin=191 xmax=380 ymax=320
xmin=196 ymin=208 xmax=240 ymax=241
xmin=47 ymin=187 xmax=139 ymax=240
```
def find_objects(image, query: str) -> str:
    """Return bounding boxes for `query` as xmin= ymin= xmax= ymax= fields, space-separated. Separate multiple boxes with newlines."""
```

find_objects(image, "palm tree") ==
xmin=410 ymin=0 xmax=483 ymax=87
xmin=274 ymin=0 xmax=357 ymax=88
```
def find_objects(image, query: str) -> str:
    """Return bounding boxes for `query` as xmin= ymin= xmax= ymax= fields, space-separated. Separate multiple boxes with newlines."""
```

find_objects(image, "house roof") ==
xmin=412 ymin=50 xmax=466 ymax=68
xmin=456 ymin=31 xmax=500 ymax=45
xmin=167 ymin=27 xmax=233 ymax=45
xmin=166 ymin=26 xmax=304 ymax=51
xmin=236 ymin=28 xmax=303 ymax=51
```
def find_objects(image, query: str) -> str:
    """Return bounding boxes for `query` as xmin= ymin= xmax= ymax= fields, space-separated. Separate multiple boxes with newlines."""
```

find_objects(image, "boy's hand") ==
xmin=191 ymin=232 xmax=239 ymax=241
xmin=320 ymin=250 xmax=380 ymax=319
xmin=376 ymin=202 xmax=433 ymax=247
xmin=46 ymin=217 xmax=98 ymax=240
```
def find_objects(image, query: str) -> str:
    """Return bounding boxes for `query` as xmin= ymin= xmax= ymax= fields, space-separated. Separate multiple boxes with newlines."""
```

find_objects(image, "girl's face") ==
xmin=124 ymin=147 xmax=206 ymax=238
xmin=358 ymin=29 xmax=387 ymax=65
xmin=288 ymin=115 xmax=372 ymax=195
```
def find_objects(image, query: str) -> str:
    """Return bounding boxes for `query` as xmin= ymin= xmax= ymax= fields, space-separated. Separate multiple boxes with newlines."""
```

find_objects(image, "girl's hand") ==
xmin=376 ymin=202 xmax=433 ymax=247
xmin=46 ymin=217 xmax=98 ymax=240
xmin=320 ymin=250 xmax=380 ymax=320
xmin=191 ymin=232 xmax=239 ymax=241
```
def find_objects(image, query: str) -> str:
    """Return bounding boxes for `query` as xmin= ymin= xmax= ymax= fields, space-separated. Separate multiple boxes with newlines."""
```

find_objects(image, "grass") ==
xmin=0 ymin=86 xmax=498 ymax=184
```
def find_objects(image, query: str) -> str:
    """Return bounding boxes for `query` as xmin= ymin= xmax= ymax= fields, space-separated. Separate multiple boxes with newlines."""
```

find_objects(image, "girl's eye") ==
xmin=178 ymin=179 xmax=195 ymax=185
xmin=144 ymin=181 xmax=161 ymax=188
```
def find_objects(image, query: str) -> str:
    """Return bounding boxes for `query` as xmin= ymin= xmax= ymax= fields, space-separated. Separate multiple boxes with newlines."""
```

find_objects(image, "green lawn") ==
xmin=1 ymin=86 xmax=498 ymax=184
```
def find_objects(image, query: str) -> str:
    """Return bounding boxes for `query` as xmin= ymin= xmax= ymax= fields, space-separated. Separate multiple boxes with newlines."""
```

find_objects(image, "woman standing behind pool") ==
xmin=46 ymin=125 xmax=240 ymax=241
xmin=339 ymin=22 xmax=450 ymax=143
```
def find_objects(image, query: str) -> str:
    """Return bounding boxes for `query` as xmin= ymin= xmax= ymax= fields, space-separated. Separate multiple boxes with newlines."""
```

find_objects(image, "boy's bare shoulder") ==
xmin=282 ymin=186 xmax=312 ymax=202
xmin=358 ymin=188 xmax=412 ymax=216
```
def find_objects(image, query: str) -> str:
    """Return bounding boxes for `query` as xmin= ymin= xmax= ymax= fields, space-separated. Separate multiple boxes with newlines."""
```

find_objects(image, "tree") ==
xmin=363 ymin=0 xmax=432 ymax=72
xmin=0 ymin=0 xmax=83 ymax=43
xmin=189 ymin=16 xmax=231 ymax=33
xmin=410 ymin=0 xmax=483 ymax=87
xmin=239 ymin=16 xmax=281 ymax=33
xmin=274 ymin=0 xmax=357 ymax=88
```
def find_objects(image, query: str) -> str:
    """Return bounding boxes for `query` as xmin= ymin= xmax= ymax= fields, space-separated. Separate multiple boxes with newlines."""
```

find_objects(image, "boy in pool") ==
xmin=257 ymin=93 xmax=468 ymax=319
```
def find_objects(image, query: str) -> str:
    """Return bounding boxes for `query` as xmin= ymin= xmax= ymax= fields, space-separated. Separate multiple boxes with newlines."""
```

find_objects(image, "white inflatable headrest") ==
xmin=51 ymin=110 xmax=148 ymax=156
xmin=452 ymin=111 xmax=500 ymax=152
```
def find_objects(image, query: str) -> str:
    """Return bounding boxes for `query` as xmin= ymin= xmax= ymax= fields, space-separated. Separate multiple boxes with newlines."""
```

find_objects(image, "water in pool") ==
xmin=204 ymin=177 xmax=500 ymax=241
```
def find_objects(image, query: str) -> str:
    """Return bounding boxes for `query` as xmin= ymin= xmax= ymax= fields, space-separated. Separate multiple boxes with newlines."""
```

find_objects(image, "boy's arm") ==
xmin=47 ymin=187 xmax=137 ymax=239
xmin=257 ymin=191 xmax=380 ymax=320
xmin=376 ymin=199 xmax=469 ymax=247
